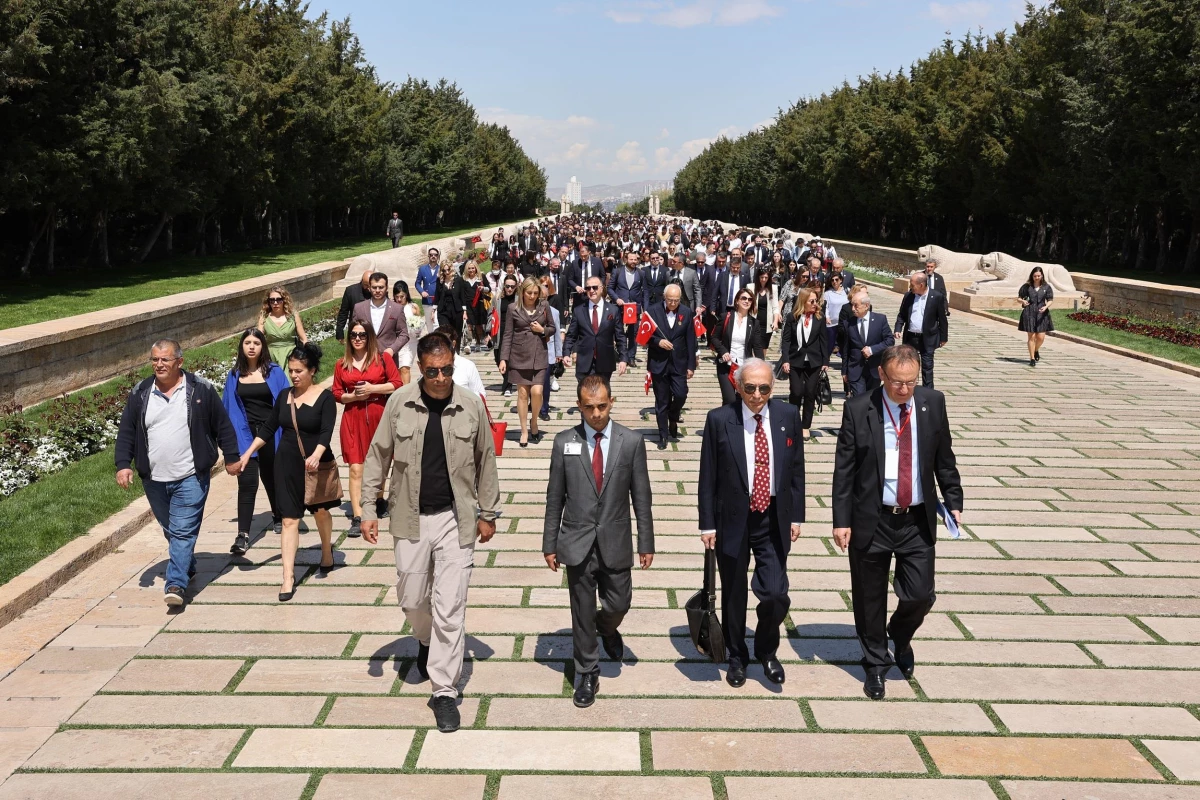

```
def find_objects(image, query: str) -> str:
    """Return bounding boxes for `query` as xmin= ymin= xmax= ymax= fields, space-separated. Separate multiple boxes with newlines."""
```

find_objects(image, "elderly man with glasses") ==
xmin=698 ymin=358 xmax=806 ymax=689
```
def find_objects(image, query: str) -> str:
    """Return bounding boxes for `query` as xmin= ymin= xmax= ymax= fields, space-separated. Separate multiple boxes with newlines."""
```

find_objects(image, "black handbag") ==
xmin=684 ymin=549 xmax=726 ymax=664
xmin=816 ymin=371 xmax=833 ymax=410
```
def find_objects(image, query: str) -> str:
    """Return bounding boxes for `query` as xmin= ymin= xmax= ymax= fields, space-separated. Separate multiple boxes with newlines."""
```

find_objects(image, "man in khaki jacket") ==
xmin=361 ymin=332 xmax=501 ymax=733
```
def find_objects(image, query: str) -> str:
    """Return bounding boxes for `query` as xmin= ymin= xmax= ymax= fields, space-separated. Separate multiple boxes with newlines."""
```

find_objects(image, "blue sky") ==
xmin=312 ymin=0 xmax=1040 ymax=191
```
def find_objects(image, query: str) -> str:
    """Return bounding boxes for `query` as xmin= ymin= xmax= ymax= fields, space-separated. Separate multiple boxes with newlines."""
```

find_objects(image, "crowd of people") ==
xmin=112 ymin=211 xmax=1050 ymax=734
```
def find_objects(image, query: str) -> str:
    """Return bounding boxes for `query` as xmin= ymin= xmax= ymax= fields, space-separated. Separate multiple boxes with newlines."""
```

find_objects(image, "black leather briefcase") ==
xmin=684 ymin=549 xmax=726 ymax=663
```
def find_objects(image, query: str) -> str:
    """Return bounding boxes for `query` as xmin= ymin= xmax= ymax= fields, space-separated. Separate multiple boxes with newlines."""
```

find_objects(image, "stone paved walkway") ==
xmin=1 ymin=288 xmax=1199 ymax=799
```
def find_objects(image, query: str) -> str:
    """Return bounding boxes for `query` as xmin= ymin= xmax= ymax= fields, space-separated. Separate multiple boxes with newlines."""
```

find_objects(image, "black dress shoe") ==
xmin=416 ymin=642 xmax=430 ymax=681
xmin=539 ymin=411 xmax=551 ymax=421
xmin=895 ymin=646 xmax=915 ymax=679
xmin=657 ymin=439 xmax=668 ymax=450
xmin=430 ymin=695 xmax=460 ymax=732
xmin=726 ymin=659 xmax=747 ymax=688
xmin=864 ymin=673 xmax=886 ymax=700
xmin=573 ymin=672 xmax=599 ymax=708
xmin=601 ymin=630 xmax=624 ymax=661
xmin=669 ymin=422 xmax=679 ymax=439
xmin=759 ymin=656 xmax=786 ymax=685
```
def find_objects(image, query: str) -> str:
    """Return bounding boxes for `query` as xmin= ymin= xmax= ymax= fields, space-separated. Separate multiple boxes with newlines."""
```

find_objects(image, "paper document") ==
xmin=937 ymin=502 xmax=961 ymax=539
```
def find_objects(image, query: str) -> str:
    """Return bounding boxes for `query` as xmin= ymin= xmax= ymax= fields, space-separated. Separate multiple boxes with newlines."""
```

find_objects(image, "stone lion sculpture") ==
xmin=977 ymin=252 xmax=1078 ymax=293
xmin=917 ymin=244 xmax=988 ymax=277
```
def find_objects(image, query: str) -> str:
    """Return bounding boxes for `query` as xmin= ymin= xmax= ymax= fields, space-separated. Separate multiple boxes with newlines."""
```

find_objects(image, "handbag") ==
xmin=289 ymin=391 xmax=343 ymax=506
xmin=684 ymin=549 xmax=726 ymax=664
xmin=816 ymin=370 xmax=833 ymax=410
xmin=482 ymin=395 xmax=506 ymax=456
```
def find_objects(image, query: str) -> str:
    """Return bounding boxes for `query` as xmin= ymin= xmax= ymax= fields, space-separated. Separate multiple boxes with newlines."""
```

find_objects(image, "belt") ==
xmin=882 ymin=502 xmax=924 ymax=516
xmin=419 ymin=503 xmax=454 ymax=516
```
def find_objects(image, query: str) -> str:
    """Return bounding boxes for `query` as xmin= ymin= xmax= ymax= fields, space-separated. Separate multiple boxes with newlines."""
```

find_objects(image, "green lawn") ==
xmin=0 ymin=218 xmax=530 ymax=330
xmin=992 ymin=308 xmax=1200 ymax=368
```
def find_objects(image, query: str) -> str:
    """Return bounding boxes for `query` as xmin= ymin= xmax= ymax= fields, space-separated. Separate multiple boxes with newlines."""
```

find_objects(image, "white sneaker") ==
xmin=504 ymin=388 xmax=512 ymax=397
xmin=551 ymin=378 xmax=560 ymax=392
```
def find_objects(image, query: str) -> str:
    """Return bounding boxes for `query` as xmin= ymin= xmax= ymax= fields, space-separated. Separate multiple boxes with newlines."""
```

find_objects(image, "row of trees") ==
xmin=675 ymin=0 xmax=1200 ymax=274
xmin=0 ymin=0 xmax=546 ymax=277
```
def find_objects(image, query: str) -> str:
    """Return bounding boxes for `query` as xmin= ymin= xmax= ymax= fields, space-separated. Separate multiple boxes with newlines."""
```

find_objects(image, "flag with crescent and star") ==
xmin=635 ymin=310 xmax=658 ymax=345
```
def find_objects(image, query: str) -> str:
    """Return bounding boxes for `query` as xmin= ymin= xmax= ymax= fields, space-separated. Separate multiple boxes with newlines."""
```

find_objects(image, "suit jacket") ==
xmin=894 ymin=290 xmax=949 ymax=348
xmin=352 ymin=298 xmax=410 ymax=355
xmin=840 ymin=312 xmax=894 ymax=383
xmin=647 ymin=302 xmax=697 ymax=376
xmin=711 ymin=312 xmax=765 ymax=375
xmin=641 ymin=264 xmax=669 ymax=308
xmin=545 ymin=269 xmax=569 ymax=316
xmin=926 ymin=270 xmax=947 ymax=298
xmin=543 ymin=421 xmax=654 ymax=568
xmin=563 ymin=300 xmax=627 ymax=374
xmin=713 ymin=270 xmax=753 ymax=314
xmin=608 ymin=266 xmax=645 ymax=308
xmin=832 ymin=387 xmax=963 ymax=548
xmin=667 ymin=267 xmax=702 ymax=308
xmin=698 ymin=398 xmax=806 ymax=558
xmin=779 ymin=311 xmax=830 ymax=369
xmin=336 ymin=282 xmax=370 ymax=339
xmin=566 ymin=256 xmax=605 ymax=294
xmin=699 ymin=264 xmax=722 ymax=313
xmin=499 ymin=300 xmax=555 ymax=371
xmin=519 ymin=234 xmax=539 ymax=254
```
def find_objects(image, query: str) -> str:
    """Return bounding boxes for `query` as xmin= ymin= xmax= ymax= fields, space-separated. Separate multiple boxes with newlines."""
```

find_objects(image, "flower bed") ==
xmin=1067 ymin=310 xmax=1200 ymax=348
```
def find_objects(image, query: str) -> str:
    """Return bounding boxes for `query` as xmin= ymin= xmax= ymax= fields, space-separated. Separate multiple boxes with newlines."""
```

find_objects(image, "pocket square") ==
xmin=787 ymin=438 xmax=793 ymax=447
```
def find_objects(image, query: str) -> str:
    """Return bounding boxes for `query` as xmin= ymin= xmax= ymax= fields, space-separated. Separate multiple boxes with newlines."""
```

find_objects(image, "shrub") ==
xmin=1067 ymin=311 xmax=1200 ymax=348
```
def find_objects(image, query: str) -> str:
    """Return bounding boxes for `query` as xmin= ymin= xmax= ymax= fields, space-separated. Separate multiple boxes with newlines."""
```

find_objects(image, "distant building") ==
xmin=643 ymin=180 xmax=674 ymax=198
xmin=566 ymin=176 xmax=582 ymax=205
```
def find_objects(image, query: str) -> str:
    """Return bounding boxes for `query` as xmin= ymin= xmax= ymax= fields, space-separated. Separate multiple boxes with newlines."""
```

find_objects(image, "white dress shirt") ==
xmin=909 ymin=291 xmax=928 ymax=334
xmin=796 ymin=313 xmax=813 ymax=345
xmin=369 ymin=298 xmax=387 ymax=336
xmin=584 ymin=418 xmax=613 ymax=470
xmin=742 ymin=402 xmax=775 ymax=496
xmin=881 ymin=393 xmax=923 ymax=506
xmin=730 ymin=315 xmax=749 ymax=365
xmin=452 ymin=354 xmax=487 ymax=398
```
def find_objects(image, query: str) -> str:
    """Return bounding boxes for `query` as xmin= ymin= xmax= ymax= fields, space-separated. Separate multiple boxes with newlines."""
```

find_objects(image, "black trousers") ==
xmin=903 ymin=332 xmax=936 ymax=388
xmin=787 ymin=365 xmax=822 ymax=430
xmin=565 ymin=544 xmax=632 ymax=676
xmin=623 ymin=322 xmax=638 ymax=362
xmin=716 ymin=502 xmax=790 ymax=664
xmin=848 ymin=508 xmax=936 ymax=677
xmin=651 ymin=370 xmax=687 ymax=439
xmin=236 ymin=436 xmax=278 ymax=533
xmin=717 ymin=366 xmax=738 ymax=405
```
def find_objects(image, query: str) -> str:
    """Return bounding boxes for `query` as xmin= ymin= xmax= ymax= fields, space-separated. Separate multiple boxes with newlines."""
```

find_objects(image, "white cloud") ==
xmin=604 ymin=0 xmax=783 ymax=28
xmin=613 ymin=140 xmax=648 ymax=173
xmin=714 ymin=0 xmax=783 ymax=26
xmin=653 ymin=124 xmax=742 ymax=173
xmin=605 ymin=8 xmax=645 ymax=22
xmin=477 ymin=108 xmax=600 ymax=168
xmin=659 ymin=128 xmax=670 ymax=138
xmin=927 ymin=1 xmax=991 ymax=23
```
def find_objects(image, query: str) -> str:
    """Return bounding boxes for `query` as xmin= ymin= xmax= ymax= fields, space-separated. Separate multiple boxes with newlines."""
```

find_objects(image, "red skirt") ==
xmin=340 ymin=399 xmax=386 ymax=464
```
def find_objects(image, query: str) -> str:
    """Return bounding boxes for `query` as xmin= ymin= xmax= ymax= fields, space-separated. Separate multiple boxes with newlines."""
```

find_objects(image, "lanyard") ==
xmin=884 ymin=402 xmax=910 ymax=452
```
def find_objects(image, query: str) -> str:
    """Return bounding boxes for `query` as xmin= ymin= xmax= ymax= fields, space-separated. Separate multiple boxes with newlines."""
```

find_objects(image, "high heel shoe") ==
xmin=278 ymin=578 xmax=296 ymax=602
xmin=519 ymin=432 xmax=529 ymax=448
xmin=318 ymin=560 xmax=336 ymax=577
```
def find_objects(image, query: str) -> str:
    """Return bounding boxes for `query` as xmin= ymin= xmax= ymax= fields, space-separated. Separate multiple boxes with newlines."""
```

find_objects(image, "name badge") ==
xmin=884 ymin=449 xmax=900 ymax=481
xmin=564 ymin=442 xmax=582 ymax=455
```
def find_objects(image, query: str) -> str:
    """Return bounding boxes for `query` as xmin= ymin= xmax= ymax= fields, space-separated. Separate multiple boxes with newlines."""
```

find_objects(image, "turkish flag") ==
xmin=644 ymin=373 xmax=652 ymax=395
xmin=489 ymin=308 xmax=500 ymax=338
xmin=635 ymin=310 xmax=658 ymax=346
xmin=728 ymin=361 xmax=739 ymax=389
xmin=623 ymin=303 xmax=638 ymax=325
xmin=693 ymin=313 xmax=706 ymax=337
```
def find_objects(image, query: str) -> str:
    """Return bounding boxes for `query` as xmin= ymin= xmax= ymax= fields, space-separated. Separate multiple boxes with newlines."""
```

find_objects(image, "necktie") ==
xmin=591 ymin=304 xmax=599 ymax=333
xmin=728 ymin=276 xmax=734 ymax=305
xmin=751 ymin=414 xmax=770 ymax=513
xmin=860 ymin=317 xmax=867 ymax=343
xmin=897 ymin=404 xmax=913 ymax=507
xmin=592 ymin=432 xmax=604 ymax=493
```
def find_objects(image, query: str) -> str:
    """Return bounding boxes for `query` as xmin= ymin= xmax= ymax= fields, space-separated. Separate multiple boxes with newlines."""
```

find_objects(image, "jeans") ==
xmin=144 ymin=472 xmax=210 ymax=592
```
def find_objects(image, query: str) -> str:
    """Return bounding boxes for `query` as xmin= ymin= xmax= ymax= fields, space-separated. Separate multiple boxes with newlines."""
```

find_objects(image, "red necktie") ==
xmin=592 ymin=432 xmax=604 ymax=493
xmin=897 ymin=404 xmax=912 ymax=507
xmin=591 ymin=304 xmax=599 ymax=333
xmin=750 ymin=414 xmax=770 ymax=512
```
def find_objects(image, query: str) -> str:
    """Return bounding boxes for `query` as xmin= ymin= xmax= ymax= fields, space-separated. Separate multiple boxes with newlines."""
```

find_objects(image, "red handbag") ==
xmin=482 ymin=394 xmax=505 ymax=456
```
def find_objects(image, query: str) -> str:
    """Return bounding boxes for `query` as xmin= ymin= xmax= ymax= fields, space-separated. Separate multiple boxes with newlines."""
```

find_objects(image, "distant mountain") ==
xmin=580 ymin=180 xmax=673 ymax=202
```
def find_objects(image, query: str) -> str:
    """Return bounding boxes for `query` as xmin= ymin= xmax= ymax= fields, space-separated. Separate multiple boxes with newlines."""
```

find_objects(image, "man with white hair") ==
xmin=698 ymin=358 xmax=806 ymax=688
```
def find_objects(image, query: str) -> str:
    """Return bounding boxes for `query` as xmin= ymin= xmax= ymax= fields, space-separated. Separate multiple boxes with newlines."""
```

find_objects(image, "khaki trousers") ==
xmin=394 ymin=509 xmax=474 ymax=698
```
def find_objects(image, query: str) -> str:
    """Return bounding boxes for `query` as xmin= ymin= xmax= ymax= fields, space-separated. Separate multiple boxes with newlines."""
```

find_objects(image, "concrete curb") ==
xmin=855 ymin=275 xmax=1200 ymax=380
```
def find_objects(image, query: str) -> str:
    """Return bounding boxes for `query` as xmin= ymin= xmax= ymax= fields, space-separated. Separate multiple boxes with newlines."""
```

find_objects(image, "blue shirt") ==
xmin=584 ymin=418 xmax=613 ymax=472
xmin=909 ymin=291 xmax=928 ymax=334
xmin=882 ymin=393 xmax=922 ymax=506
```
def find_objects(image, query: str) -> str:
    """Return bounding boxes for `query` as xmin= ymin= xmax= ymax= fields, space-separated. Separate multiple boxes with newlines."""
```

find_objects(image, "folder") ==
xmin=937 ymin=502 xmax=961 ymax=539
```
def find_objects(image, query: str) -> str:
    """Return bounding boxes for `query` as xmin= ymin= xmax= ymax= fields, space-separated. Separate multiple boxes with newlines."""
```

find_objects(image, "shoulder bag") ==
xmin=290 ymin=391 xmax=343 ymax=506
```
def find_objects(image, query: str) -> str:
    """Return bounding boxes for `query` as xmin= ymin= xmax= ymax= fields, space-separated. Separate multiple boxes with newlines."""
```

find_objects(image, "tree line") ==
xmin=674 ymin=0 xmax=1200 ymax=274
xmin=0 ymin=0 xmax=547 ymax=277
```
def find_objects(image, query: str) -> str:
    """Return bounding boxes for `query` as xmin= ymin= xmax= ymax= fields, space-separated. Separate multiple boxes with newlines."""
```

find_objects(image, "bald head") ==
xmin=910 ymin=272 xmax=928 ymax=295
xmin=664 ymin=284 xmax=682 ymax=301
xmin=360 ymin=270 xmax=372 ymax=287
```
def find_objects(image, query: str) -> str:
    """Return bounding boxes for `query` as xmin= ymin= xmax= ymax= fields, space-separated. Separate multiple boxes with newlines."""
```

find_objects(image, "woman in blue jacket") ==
xmin=223 ymin=328 xmax=291 ymax=555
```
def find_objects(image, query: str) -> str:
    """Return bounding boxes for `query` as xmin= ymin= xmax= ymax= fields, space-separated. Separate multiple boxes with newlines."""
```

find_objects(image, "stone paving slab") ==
xmin=652 ymin=731 xmax=925 ymax=773
xmin=497 ymin=775 xmax=714 ymax=800
xmin=417 ymin=730 xmax=641 ymax=771
xmin=923 ymin=735 xmax=1162 ymax=779
xmin=140 ymin=631 xmax=350 ymax=656
xmin=101 ymin=657 xmax=243 ymax=692
xmin=486 ymin=697 xmax=807 ymax=729
xmin=324 ymin=696 xmax=480 ymax=727
xmin=724 ymin=777 xmax=999 ymax=800
xmin=312 ymin=774 xmax=486 ymax=800
xmin=809 ymin=700 xmax=995 ymax=732
xmin=0 ymin=773 xmax=309 ymax=800
xmin=1143 ymin=739 xmax=1200 ymax=781
xmin=233 ymin=727 xmax=414 ymax=768
xmin=1002 ymin=781 xmax=1200 ymax=800
xmin=992 ymin=703 xmax=1200 ymax=736
xmin=71 ymin=693 xmax=325 ymax=726
xmin=24 ymin=728 xmax=243 ymax=769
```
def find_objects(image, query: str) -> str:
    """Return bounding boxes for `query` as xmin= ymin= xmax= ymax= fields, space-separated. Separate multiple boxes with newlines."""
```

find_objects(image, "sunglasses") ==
xmin=422 ymin=365 xmax=455 ymax=379
xmin=741 ymin=383 xmax=772 ymax=396
xmin=349 ymin=331 xmax=367 ymax=340
xmin=268 ymin=297 xmax=283 ymax=303
xmin=586 ymin=285 xmax=602 ymax=292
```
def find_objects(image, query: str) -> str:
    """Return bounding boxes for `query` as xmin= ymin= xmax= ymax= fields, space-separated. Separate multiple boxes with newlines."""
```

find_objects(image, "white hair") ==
xmin=739 ymin=357 xmax=774 ymax=385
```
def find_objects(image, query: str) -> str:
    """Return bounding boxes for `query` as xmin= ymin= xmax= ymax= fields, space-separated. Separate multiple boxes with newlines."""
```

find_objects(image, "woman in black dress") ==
xmin=435 ymin=262 xmax=467 ymax=349
xmin=493 ymin=275 xmax=520 ymax=397
xmin=236 ymin=343 xmax=338 ymax=601
xmin=1018 ymin=266 xmax=1055 ymax=366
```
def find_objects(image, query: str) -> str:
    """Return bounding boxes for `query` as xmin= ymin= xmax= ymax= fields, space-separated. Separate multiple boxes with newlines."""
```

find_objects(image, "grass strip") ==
xmin=991 ymin=309 xmax=1200 ymax=369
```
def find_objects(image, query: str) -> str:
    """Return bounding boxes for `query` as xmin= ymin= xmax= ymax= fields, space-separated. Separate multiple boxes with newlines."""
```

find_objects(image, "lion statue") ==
xmin=917 ymin=244 xmax=989 ymax=278
xmin=976 ymin=252 xmax=1078 ymax=293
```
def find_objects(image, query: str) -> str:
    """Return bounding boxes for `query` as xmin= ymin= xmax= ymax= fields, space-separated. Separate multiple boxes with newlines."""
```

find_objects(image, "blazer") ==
xmin=711 ymin=312 xmax=765 ymax=375
xmin=543 ymin=421 xmax=654 ymax=568
xmin=840 ymin=311 xmax=894 ymax=383
xmin=832 ymin=387 xmax=963 ymax=548
xmin=563 ymin=300 xmax=628 ymax=375
xmin=641 ymin=263 xmax=669 ymax=308
xmin=566 ymin=256 xmax=605 ymax=294
xmin=545 ymin=270 xmax=569 ymax=316
xmin=712 ymin=269 xmax=753 ymax=314
xmin=926 ymin=270 xmax=947 ymax=298
xmin=646 ymin=302 xmax=697 ymax=376
xmin=499 ymin=300 xmax=555 ymax=371
xmin=546 ymin=306 xmax=563 ymax=361
xmin=894 ymin=290 xmax=949 ymax=348
xmin=608 ymin=266 xmax=645 ymax=307
xmin=667 ymin=267 xmax=702 ymax=308
xmin=352 ymin=298 xmax=410 ymax=355
xmin=336 ymin=282 xmax=370 ymax=339
xmin=779 ymin=311 xmax=830 ymax=369
xmin=697 ymin=398 xmax=806 ymax=559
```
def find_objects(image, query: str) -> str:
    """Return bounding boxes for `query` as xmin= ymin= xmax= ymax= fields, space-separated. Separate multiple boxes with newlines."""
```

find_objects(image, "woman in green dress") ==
xmin=258 ymin=286 xmax=309 ymax=366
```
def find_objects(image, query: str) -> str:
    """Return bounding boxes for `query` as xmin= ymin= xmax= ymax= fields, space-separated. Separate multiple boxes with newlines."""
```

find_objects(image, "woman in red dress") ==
xmin=335 ymin=318 xmax=401 ymax=537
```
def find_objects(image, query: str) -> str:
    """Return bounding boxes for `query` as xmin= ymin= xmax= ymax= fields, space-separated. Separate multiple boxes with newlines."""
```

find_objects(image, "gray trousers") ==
xmin=565 ymin=544 xmax=632 ymax=676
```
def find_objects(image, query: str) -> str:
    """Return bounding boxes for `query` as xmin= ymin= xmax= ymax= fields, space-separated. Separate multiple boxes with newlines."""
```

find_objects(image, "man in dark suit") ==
xmin=519 ymin=226 xmax=539 ymax=256
xmin=698 ymin=359 xmax=805 ymax=688
xmin=352 ymin=272 xmax=410 ymax=366
xmin=646 ymin=285 xmax=697 ymax=449
xmin=608 ymin=251 xmax=645 ymax=364
xmin=641 ymin=251 xmax=669 ymax=311
xmin=545 ymin=257 xmax=569 ymax=318
xmin=336 ymin=269 xmax=372 ymax=341
xmin=840 ymin=290 xmax=894 ymax=397
xmin=712 ymin=255 xmax=753 ymax=318
xmin=893 ymin=272 xmax=948 ymax=389
xmin=832 ymin=345 xmax=963 ymax=700
xmin=668 ymin=253 xmax=702 ymax=309
xmin=567 ymin=243 xmax=605 ymax=307
xmin=698 ymin=251 xmax=727 ymax=323
xmin=563 ymin=274 xmax=628 ymax=383
xmin=923 ymin=258 xmax=947 ymax=299
xmin=746 ymin=234 xmax=771 ymax=265
xmin=543 ymin=375 xmax=654 ymax=708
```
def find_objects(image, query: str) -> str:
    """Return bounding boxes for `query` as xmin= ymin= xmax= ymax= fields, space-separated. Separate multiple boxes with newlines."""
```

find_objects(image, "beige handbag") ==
xmin=289 ymin=391 xmax=343 ymax=506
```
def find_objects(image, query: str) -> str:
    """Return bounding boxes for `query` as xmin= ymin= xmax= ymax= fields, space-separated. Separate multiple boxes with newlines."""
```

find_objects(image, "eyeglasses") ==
xmin=586 ymin=285 xmax=602 ymax=292
xmin=349 ymin=332 xmax=367 ymax=340
xmin=883 ymin=378 xmax=918 ymax=390
xmin=422 ymin=365 xmax=455 ymax=379
xmin=268 ymin=297 xmax=283 ymax=304
xmin=741 ymin=383 xmax=772 ymax=396
xmin=149 ymin=356 xmax=179 ymax=365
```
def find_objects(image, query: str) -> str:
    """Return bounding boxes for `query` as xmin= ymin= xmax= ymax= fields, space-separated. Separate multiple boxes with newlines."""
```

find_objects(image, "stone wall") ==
xmin=1070 ymin=273 xmax=1200 ymax=320
xmin=0 ymin=261 xmax=349 ymax=408
xmin=825 ymin=239 xmax=916 ymax=275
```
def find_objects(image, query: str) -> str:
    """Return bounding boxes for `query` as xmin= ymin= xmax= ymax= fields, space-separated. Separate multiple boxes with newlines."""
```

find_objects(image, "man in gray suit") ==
xmin=668 ymin=252 xmax=702 ymax=310
xmin=543 ymin=375 xmax=654 ymax=709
